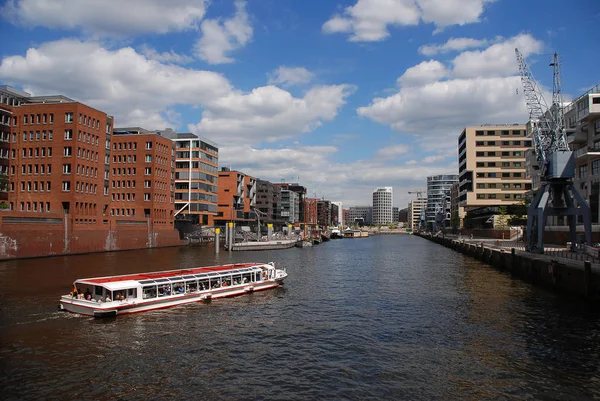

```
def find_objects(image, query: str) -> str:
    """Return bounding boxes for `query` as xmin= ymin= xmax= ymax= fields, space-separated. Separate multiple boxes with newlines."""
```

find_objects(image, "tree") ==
xmin=496 ymin=206 xmax=509 ymax=229
xmin=450 ymin=210 xmax=460 ymax=230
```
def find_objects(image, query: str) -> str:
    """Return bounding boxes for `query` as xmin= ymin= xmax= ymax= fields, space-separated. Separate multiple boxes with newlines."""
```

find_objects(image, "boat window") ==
xmin=242 ymin=273 xmax=251 ymax=283
xmin=183 ymin=275 xmax=195 ymax=280
xmin=199 ymin=279 xmax=209 ymax=290
xmin=186 ymin=280 xmax=198 ymax=292
xmin=158 ymin=284 xmax=171 ymax=297
xmin=169 ymin=276 xmax=183 ymax=281
xmin=172 ymin=281 xmax=185 ymax=294
xmin=232 ymin=274 xmax=242 ymax=285
xmin=155 ymin=278 xmax=169 ymax=283
xmin=142 ymin=285 xmax=157 ymax=299
xmin=127 ymin=288 xmax=137 ymax=298
xmin=210 ymin=277 xmax=221 ymax=289
xmin=222 ymin=276 xmax=232 ymax=287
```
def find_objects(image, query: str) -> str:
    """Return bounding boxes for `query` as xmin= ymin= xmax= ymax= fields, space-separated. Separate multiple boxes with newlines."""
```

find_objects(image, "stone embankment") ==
xmin=418 ymin=233 xmax=600 ymax=303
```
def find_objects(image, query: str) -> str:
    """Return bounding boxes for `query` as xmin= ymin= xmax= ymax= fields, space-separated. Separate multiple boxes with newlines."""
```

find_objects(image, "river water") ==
xmin=1 ymin=235 xmax=600 ymax=400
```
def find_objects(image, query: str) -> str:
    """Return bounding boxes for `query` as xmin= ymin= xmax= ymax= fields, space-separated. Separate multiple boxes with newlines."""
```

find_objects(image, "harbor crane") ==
xmin=408 ymin=191 xmax=426 ymax=231
xmin=515 ymin=49 xmax=591 ymax=253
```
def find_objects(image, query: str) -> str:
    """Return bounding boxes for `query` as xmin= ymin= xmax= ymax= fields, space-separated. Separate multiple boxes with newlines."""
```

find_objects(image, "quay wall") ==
xmin=0 ymin=213 xmax=184 ymax=260
xmin=418 ymin=234 xmax=600 ymax=302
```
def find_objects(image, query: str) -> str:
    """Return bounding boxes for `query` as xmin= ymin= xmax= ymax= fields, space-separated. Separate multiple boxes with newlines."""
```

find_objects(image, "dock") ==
xmin=230 ymin=239 xmax=297 ymax=251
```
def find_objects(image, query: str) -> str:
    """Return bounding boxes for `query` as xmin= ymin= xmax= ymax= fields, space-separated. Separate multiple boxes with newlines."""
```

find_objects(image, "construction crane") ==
xmin=408 ymin=191 xmax=426 ymax=231
xmin=515 ymin=49 xmax=591 ymax=253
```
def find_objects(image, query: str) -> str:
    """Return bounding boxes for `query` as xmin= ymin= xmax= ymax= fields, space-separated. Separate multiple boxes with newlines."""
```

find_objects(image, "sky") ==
xmin=0 ymin=0 xmax=599 ymax=209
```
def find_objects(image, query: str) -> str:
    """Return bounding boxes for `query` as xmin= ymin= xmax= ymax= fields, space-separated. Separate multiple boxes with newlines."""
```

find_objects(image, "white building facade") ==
xmin=372 ymin=187 xmax=393 ymax=225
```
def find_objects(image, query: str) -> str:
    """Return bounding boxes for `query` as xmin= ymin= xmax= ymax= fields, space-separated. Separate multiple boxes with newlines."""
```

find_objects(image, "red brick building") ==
xmin=111 ymin=127 xmax=175 ymax=228
xmin=305 ymin=197 xmax=319 ymax=225
xmin=214 ymin=167 xmax=257 ymax=225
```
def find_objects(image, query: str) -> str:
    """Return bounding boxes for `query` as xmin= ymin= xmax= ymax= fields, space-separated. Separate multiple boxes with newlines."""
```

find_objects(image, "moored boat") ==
xmin=59 ymin=262 xmax=287 ymax=318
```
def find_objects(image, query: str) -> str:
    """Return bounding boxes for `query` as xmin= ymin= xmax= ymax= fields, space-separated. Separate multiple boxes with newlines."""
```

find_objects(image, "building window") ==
xmin=488 ymin=173 xmax=496 ymax=178
xmin=476 ymin=151 xmax=484 ymax=157
xmin=502 ymin=151 xmax=509 ymax=156
xmin=65 ymin=112 xmax=73 ymax=123
xmin=513 ymin=141 xmax=521 ymax=146
xmin=513 ymin=162 xmax=522 ymax=167
xmin=501 ymin=130 xmax=509 ymax=136
xmin=501 ymin=141 xmax=510 ymax=146
xmin=63 ymin=164 xmax=71 ymax=174
xmin=64 ymin=146 xmax=72 ymax=156
xmin=504 ymin=194 xmax=511 ymax=199
xmin=488 ymin=194 xmax=496 ymax=199
xmin=476 ymin=162 xmax=485 ymax=167
xmin=513 ymin=151 xmax=522 ymax=156
xmin=477 ymin=194 xmax=485 ymax=199
xmin=476 ymin=141 xmax=484 ymax=146
xmin=487 ymin=152 xmax=496 ymax=156
xmin=512 ymin=130 xmax=521 ymax=135
xmin=145 ymin=167 xmax=151 ymax=175
xmin=144 ymin=193 xmax=151 ymax=201
xmin=514 ymin=183 xmax=522 ymax=189
xmin=487 ymin=141 xmax=496 ymax=146
xmin=502 ymin=162 xmax=510 ymax=167
xmin=592 ymin=160 xmax=599 ymax=176
xmin=144 ymin=180 xmax=151 ymax=188
xmin=487 ymin=131 xmax=495 ymax=136
xmin=62 ymin=181 xmax=71 ymax=192
xmin=146 ymin=141 xmax=152 ymax=150
xmin=579 ymin=164 xmax=588 ymax=179
xmin=502 ymin=183 xmax=510 ymax=188
xmin=475 ymin=130 xmax=484 ymax=136
xmin=488 ymin=162 xmax=496 ymax=167
xmin=64 ymin=129 xmax=73 ymax=140
xmin=145 ymin=155 xmax=152 ymax=163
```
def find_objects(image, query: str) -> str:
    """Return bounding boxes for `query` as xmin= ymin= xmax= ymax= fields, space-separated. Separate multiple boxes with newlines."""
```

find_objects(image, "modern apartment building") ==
xmin=214 ymin=168 xmax=256 ymax=225
xmin=317 ymin=199 xmax=331 ymax=227
xmin=347 ymin=206 xmax=372 ymax=226
xmin=277 ymin=183 xmax=307 ymax=223
xmin=565 ymin=84 xmax=600 ymax=223
xmin=426 ymin=174 xmax=458 ymax=225
xmin=458 ymin=125 xmax=531 ymax=212
xmin=255 ymin=179 xmax=281 ymax=223
xmin=111 ymin=127 xmax=174 ymax=227
xmin=392 ymin=206 xmax=399 ymax=223
xmin=280 ymin=189 xmax=299 ymax=223
xmin=372 ymin=187 xmax=393 ymax=225
xmin=168 ymin=133 xmax=219 ymax=226
xmin=408 ymin=198 xmax=426 ymax=230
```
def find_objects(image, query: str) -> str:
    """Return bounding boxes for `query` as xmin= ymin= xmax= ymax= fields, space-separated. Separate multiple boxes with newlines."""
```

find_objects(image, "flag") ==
xmin=72 ymin=284 xmax=78 ymax=297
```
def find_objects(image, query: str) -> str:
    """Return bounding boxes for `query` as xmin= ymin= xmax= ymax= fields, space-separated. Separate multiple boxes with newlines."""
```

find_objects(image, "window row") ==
xmin=110 ymin=208 xmax=136 ymax=217
xmin=20 ymin=147 xmax=53 ymax=158
xmin=476 ymin=193 xmax=524 ymax=200
xmin=476 ymin=161 xmax=522 ymax=168
xmin=113 ymin=155 xmax=138 ymax=164
xmin=74 ymin=202 xmax=97 ymax=216
xmin=475 ymin=130 xmax=523 ymax=136
xmin=476 ymin=172 xmax=523 ymax=178
xmin=17 ymin=181 xmax=52 ymax=192
xmin=475 ymin=151 xmax=523 ymax=157
xmin=23 ymin=113 xmax=54 ymax=125
xmin=62 ymin=146 xmax=99 ymax=161
xmin=16 ymin=164 xmax=52 ymax=175
xmin=112 ymin=167 xmax=137 ymax=176
xmin=22 ymin=130 xmax=53 ymax=142
xmin=76 ymin=113 xmax=100 ymax=130
xmin=61 ymin=181 xmax=98 ymax=194
xmin=475 ymin=140 xmax=532 ymax=147
xmin=112 ymin=180 xmax=137 ymax=189
xmin=18 ymin=201 xmax=51 ymax=212
xmin=476 ymin=183 xmax=532 ymax=190
xmin=111 ymin=193 xmax=136 ymax=202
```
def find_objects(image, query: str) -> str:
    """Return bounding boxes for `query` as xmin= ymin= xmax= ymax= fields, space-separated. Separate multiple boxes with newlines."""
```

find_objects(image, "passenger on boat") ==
xmin=105 ymin=296 xmax=112 ymax=302
xmin=84 ymin=288 xmax=91 ymax=299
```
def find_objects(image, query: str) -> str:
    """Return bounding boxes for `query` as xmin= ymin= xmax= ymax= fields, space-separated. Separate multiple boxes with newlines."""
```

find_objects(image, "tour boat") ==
xmin=59 ymin=262 xmax=288 ymax=318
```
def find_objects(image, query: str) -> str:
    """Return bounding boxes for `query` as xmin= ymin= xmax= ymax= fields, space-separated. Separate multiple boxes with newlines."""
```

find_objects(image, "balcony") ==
xmin=574 ymin=144 xmax=600 ymax=161
xmin=566 ymin=129 xmax=588 ymax=145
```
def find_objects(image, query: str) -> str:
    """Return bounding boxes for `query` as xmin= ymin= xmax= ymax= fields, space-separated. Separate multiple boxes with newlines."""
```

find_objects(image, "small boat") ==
xmin=295 ymin=240 xmax=313 ymax=248
xmin=330 ymin=228 xmax=343 ymax=239
xmin=59 ymin=262 xmax=287 ymax=318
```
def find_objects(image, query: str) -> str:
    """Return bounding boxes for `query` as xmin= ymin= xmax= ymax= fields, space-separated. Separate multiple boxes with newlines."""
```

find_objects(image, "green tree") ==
xmin=496 ymin=206 xmax=509 ymax=229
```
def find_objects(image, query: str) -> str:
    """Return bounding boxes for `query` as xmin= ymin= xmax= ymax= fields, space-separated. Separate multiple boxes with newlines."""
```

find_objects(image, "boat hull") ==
xmin=59 ymin=281 xmax=282 ymax=318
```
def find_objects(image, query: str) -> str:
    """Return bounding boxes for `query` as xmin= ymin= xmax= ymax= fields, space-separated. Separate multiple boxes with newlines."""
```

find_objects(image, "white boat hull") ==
xmin=60 ymin=280 xmax=281 ymax=317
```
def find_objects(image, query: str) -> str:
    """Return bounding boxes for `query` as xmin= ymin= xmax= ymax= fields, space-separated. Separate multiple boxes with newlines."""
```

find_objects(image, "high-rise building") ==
xmin=317 ymin=199 xmax=331 ymax=227
xmin=458 ymin=125 xmax=531 ymax=214
xmin=426 ymin=175 xmax=458 ymax=225
xmin=564 ymin=84 xmax=600 ymax=224
xmin=277 ymin=183 xmax=306 ymax=222
xmin=408 ymin=198 xmax=426 ymax=230
xmin=372 ymin=187 xmax=393 ymax=225
xmin=392 ymin=206 xmax=399 ymax=223
xmin=111 ymin=127 xmax=175 ymax=227
xmin=214 ymin=168 xmax=256 ymax=225
xmin=166 ymin=132 xmax=219 ymax=226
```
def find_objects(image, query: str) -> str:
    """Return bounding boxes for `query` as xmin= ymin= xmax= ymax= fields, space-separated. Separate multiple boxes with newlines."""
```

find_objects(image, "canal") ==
xmin=1 ymin=235 xmax=600 ymax=400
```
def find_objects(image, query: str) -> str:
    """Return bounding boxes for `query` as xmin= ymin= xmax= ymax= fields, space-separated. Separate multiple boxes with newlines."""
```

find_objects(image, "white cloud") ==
xmin=418 ymin=37 xmax=491 ymax=56
xmin=322 ymin=0 xmax=420 ymax=42
xmin=322 ymin=0 xmax=492 ymax=41
xmin=2 ymin=0 xmax=207 ymax=36
xmin=140 ymin=45 xmax=194 ymax=64
xmin=357 ymin=34 xmax=543 ymax=137
xmin=397 ymin=60 xmax=448 ymax=87
xmin=194 ymin=0 xmax=253 ymax=64
xmin=0 ymin=39 xmax=353 ymax=146
xmin=375 ymin=144 xmax=410 ymax=159
xmin=451 ymin=33 xmax=543 ymax=78
xmin=268 ymin=66 xmax=314 ymax=87
xmin=190 ymin=84 xmax=356 ymax=145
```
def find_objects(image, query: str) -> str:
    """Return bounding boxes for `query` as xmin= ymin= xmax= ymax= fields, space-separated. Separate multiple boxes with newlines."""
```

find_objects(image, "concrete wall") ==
xmin=421 ymin=234 xmax=599 ymax=302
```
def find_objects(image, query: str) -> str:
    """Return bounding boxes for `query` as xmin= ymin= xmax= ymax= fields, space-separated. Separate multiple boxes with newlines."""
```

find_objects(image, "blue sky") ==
xmin=1 ymin=0 xmax=599 ymax=208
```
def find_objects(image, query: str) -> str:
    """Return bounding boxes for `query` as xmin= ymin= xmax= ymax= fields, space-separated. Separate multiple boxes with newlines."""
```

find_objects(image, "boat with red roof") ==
xmin=59 ymin=262 xmax=287 ymax=318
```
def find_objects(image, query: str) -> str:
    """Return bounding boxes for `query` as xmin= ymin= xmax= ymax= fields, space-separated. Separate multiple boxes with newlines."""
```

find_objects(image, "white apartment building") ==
xmin=372 ymin=187 xmax=393 ymax=225
xmin=331 ymin=201 xmax=343 ymax=226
